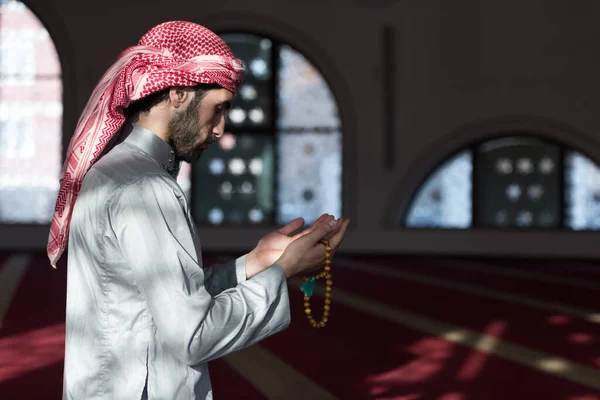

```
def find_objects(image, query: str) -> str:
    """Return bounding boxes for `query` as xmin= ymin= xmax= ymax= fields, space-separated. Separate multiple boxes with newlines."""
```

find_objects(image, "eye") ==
xmin=216 ymin=106 xmax=228 ymax=116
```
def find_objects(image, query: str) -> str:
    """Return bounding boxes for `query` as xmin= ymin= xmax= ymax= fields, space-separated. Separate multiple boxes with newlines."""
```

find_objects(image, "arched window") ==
xmin=404 ymin=151 xmax=472 ymax=228
xmin=182 ymin=33 xmax=343 ymax=226
xmin=403 ymin=135 xmax=600 ymax=230
xmin=0 ymin=0 xmax=62 ymax=224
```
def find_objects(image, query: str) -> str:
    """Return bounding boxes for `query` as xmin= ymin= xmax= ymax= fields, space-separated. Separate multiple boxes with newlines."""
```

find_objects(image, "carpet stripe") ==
xmin=262 ymin=288 xmax=599 ymax=399
xmin=546 ymin=262 xmax=600 ymax=275
xmin=369 ymin=257 xmax=600 ymax=291
xmin=223 ymin=344 xmax=338 ymax=400
xmin=0 ymin=254 xmax=31 ymax=328
xmin=350 ymin=256 xmax=600 ymax=282
xmin=288 ymin=279 xmax=600 ymax=391
xmin=451 ymin=258 xmax=600 ymax=281
xmin=331 ymin=261 xmax=600 ymax=367
xmin=335 ymin=258 xmax=600 ymax=323
xmin=365 ymin=258 xmax=600 ymax=310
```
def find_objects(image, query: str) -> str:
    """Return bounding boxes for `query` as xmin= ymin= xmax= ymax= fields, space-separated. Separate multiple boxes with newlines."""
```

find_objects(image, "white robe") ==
xmin=63 ymin=122 xmax=290 ymax=399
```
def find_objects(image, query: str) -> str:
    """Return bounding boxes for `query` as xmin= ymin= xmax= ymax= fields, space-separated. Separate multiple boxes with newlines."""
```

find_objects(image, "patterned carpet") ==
xmin=0 ymin=253 xmax=599 ymax=399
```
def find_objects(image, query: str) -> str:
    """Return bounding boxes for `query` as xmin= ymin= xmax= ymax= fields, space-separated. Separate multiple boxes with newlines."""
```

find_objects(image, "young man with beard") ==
xmin=50 ymin=21 xmax=350 ymax=399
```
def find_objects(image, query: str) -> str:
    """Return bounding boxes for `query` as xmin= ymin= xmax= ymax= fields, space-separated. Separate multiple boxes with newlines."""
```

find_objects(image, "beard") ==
xmin=167 ymin=97 xmax=213 ymax=163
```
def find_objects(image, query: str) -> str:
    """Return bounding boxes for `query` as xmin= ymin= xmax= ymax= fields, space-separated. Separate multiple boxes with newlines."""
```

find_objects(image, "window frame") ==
xmin=0 ymin=0 xmax=79 ymax=253
xmin=0 ymin=0 xmax=68 ymax=227
xmin=189 ymin=30 xmax=345 ymax=228
xmin=400 ymin=131 xmax=600 ymax=232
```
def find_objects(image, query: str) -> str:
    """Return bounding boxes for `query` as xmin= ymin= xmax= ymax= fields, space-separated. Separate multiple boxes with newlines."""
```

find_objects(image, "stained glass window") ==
xmin=475 ymin=137 xmax=561 ymax=229
xmin=404 ymin=151 xmax=472 ymax=228
xmin=221 ymin=34 xmax=272 ymax=131
xmin=565 ymin=152 xmax=600 ymax=230
xmin=277 ymin=45 xmax=339 ymax=130
xmin=191 ymin=33 xmax=343 ymax=226
xmin=404 ymin=135 xmax=600 ymax=230
xmin=277 ymin=132 xmax=342 ymax=224
xmin=0 ymin=0 xmax=62 ymax=224
xmin=192 ymin=133 xmax=274 ymax=225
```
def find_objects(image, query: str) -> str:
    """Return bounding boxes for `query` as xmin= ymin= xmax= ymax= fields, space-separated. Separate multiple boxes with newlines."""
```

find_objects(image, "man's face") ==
xmin=167 ymin=88 xmax=233 ymax=163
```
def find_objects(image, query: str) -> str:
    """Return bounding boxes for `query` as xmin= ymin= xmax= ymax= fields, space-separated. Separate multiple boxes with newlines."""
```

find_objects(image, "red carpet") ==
xmin=377 ymin=257 xmax=600 ymax=309
xmin=0 ymin=254 xmax=66 ymax=399
xmin=329 ymin=264 xmax=600 ymax=368
xmin=263 ymin=299 xmax=597 ymax=400
xmin=0 ymin=253 xmax=599 ymax=399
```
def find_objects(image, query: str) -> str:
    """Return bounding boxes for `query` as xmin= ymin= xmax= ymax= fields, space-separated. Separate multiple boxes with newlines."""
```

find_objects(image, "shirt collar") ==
xmin=120 ymin=122 xmax=180 ymax=177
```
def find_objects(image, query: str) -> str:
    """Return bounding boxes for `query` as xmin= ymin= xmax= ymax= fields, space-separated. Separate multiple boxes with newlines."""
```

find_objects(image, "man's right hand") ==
xmin=275 ymin=215 xmax=351 ymax=279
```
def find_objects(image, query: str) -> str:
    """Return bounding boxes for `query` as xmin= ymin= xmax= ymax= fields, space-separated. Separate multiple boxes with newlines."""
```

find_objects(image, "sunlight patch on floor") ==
xmin=288 ymin=278 xmax=600 ymax=391
xmin=366 ymin=337 xmax=454 ymax=392
xmin=223 ymin=343 xmax=338 ymax=400
xmin=0 ymin=323 xmax=65 ymax=383
xmin=457 ymin=320 xmax=506 ymax=381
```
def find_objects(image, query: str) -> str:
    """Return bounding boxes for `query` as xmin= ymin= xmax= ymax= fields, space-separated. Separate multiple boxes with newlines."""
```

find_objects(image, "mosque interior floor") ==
xmin=0 ymin=252 xmax=599 ymax=399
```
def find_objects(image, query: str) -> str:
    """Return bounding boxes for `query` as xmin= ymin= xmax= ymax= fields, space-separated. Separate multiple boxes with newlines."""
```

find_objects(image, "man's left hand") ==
xmin=245 ymin=214 xmax=335 ymax=279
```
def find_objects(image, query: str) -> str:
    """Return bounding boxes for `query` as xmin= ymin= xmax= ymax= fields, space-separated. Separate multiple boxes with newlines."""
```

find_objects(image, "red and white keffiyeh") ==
xmin=47 ymin=21 xmax=245 ymax=267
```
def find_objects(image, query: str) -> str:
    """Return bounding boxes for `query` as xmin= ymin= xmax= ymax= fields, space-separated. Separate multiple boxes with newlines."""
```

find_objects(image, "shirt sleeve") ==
xmin=202 ymin=255 xmax=248 ymax=297
xmin=108 ymin=175 xmax=290 ymax=366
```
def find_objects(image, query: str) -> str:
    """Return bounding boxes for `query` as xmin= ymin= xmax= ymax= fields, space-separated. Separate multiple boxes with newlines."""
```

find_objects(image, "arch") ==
xmin=0 ymin=0 xmax=66 ymax=224
xmin=197 ymin=12 xmax=357 ymax=223
xmin=198 ymin=12 xmax=355 ymax=133
xmin=181 ymin=19 xmax=351 ymax=227
xmin=18 ymin=0 xmax=77 ymax=160
xmin=384 ymin=115 xmax=600 ymax=229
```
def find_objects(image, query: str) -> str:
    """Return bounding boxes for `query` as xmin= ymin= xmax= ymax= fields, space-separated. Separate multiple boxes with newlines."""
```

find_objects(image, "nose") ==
xmin=212 ymin=114 xmax=226 ymax=138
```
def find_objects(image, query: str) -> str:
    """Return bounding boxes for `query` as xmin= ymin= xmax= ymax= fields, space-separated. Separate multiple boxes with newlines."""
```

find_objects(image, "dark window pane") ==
xmin=475 ymin=137 xmax=560 ymax=228
xmin=404 ymin=151 xmax=472 ymax=228
xmin=565 ymin=151 xmax=600 ymax=230
xmin=192 ymin=133 xmax=275 ymax=225
xmin=221 ymin=34 xmax=272 ymax=130
xmin=277 ymin=131 xmax=342 ymax=225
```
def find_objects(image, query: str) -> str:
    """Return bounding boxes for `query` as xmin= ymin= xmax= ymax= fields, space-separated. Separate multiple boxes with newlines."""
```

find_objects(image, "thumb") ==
xmin=277 ymin=217 xmax=305 ymax=236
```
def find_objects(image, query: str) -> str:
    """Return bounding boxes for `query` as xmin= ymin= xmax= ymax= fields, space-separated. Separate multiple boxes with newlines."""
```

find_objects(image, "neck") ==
xmin=129 ymin=111 xmax=170 ymax=144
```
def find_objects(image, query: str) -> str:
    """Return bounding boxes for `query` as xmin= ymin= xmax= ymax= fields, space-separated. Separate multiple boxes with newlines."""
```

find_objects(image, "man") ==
xmin=48 ymin=21 xmax=350 ymax=399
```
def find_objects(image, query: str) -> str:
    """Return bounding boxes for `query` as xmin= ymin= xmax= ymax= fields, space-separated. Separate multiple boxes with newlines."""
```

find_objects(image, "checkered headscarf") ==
xmin=48 ymin=21 xmax=245 ymax=267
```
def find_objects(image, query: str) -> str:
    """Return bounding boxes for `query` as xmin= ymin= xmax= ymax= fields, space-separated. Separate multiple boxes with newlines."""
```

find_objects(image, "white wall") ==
xmin=3 ymin=0 xmax=600 ymax=259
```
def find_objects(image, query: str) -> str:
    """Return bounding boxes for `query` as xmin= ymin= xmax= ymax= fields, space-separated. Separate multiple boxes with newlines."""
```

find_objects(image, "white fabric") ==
xmin=62 ymin=123 xmax=290 ymax=399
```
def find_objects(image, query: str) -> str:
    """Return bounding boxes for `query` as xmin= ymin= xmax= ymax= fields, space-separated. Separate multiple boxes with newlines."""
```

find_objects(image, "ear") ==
xmin=168 ymin=87 xmax=193 ymax=109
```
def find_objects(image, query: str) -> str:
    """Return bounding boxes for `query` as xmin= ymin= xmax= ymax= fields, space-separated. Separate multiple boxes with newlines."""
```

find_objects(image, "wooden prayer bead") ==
xmin=301 ymin=238 xmax=334 ymax=329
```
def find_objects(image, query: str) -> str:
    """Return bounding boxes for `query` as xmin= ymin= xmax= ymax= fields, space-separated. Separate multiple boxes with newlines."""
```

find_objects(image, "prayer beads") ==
xmin=300 ymin=239 xmax=333 ymax=329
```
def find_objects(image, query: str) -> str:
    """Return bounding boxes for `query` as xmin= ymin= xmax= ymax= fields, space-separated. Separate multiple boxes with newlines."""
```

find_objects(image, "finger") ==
xmin=291 ymin=214 xmax=333 ymax=240
xmin=277 ymin=217 xmax=305 ymax=236
xmin=322 ymin=218 xmax=346 ymax=240
xmin=305 ymin=218 xmax=338 ymax=244
xmin=326 ymin=218 xmax=351 ymax=249
xmin=306 ymin=214 xmax=330 ymax=231
xmin=315 ymin=213 xmax=330 ymax=223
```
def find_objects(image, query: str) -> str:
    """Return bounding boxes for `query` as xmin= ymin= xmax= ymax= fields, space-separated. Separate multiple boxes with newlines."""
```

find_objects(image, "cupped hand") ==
xmin=245 ymin=214 xmax=342 ymax=279
xmin=245 ymin=217 xmax=305 ymax=279
xmin=276 ymin=216 xmax=351 ymax=278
